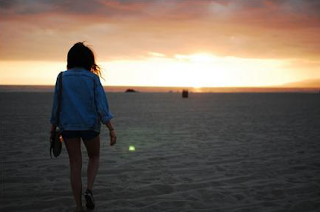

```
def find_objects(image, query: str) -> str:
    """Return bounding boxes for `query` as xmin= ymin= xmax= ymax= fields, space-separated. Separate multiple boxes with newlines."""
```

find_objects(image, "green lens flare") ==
xmin=129 ymin=145 xmax=135 ymax=151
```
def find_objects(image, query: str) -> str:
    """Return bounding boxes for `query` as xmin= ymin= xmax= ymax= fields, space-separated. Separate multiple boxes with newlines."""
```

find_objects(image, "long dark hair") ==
xmin=67 ymin=42 xmax=102 ymax=77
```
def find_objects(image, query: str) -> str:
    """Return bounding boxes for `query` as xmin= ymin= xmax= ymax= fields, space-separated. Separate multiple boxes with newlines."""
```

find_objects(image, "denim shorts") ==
xmin=61 ymin=130 xmax=99 ymax=140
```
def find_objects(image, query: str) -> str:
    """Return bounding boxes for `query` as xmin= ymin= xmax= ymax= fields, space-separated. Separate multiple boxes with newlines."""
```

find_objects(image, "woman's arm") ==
xmin=94 ymin=76 xmax=116 ymax=146
xmin=94 ymin=76 xmax=114 ymax=123
xmin=50 ymin=75 xmax=60 ymax=126
xmin=49 ymin=74 xmax=60 ymax=140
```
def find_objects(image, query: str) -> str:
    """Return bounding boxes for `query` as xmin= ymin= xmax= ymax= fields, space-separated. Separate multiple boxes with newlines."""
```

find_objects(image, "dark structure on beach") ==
xmin=125 ymin=89 xmax=137 ymax=93
xmin=182 ymin=89 xmax=189 ymax=98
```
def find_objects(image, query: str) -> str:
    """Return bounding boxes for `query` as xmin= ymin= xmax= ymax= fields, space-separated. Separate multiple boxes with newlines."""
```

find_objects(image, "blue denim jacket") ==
xmin=50 ymin=68 xmax=113 ymax=133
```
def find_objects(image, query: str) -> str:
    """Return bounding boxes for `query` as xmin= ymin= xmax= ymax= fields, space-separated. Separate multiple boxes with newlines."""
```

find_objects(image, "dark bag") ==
xmin=50 ymin=72 xmax=63 ymax=158
xmin=51 ymin=128 xmax=62 ymax=158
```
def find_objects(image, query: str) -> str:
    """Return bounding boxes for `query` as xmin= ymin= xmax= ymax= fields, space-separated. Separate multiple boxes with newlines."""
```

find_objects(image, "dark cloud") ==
xmin=55 ymin=0 xmax=107 ymax=15
xmin=2 ymin=0 xmax=320 ymax=24
xmin=0 ymin=0 xmax=18 ymax=9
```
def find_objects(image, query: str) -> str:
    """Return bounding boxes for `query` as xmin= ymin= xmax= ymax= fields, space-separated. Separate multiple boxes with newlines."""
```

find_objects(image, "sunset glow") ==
xmin=1 ymin=0 xmax=320 ymax=87
xmin=101 ymin=55 xmax=293 ymax=87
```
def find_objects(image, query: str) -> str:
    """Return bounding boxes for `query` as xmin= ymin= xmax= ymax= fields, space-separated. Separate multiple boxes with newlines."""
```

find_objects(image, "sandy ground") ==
xmin=1 ymin=92 xmax=320 ymax=212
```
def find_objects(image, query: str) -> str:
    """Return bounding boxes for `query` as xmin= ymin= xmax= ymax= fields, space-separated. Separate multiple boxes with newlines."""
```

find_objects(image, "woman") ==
xmin=50 ymin=42 xmax=116 ymax=211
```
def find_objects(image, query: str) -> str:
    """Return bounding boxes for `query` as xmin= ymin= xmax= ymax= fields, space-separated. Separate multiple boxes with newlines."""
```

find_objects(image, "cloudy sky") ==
xmin=1 ymin=0 xmax=320 ymax=87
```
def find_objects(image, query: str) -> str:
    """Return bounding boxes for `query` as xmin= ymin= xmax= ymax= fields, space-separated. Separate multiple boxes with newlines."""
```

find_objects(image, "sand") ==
xmin=1 ymin=92 xmax=320 ymax=212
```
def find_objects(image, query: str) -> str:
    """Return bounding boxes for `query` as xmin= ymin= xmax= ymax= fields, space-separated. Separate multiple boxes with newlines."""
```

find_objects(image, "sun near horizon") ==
xmin=1 ymin=0 xmax=320 ymax=88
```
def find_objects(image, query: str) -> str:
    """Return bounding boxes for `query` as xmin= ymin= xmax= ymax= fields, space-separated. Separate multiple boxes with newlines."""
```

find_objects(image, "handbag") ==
xmin=50 ymin=72 xmax=63 ymax=158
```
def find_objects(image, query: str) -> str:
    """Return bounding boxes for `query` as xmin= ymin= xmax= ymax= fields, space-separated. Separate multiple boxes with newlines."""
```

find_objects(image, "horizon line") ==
xmin=1 ymin=84 xmax=320 ymax=88
xmin=1 ymin=85 xmax=319 ymax=93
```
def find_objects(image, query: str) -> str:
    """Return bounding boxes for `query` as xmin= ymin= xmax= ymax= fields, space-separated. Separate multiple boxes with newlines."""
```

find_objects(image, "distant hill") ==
xmin=281 ymin=79 xmax=320 ymax=88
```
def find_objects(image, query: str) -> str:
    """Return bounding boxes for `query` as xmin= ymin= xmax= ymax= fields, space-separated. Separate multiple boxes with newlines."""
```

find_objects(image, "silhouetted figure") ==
xmin=50 ymin=42 xmax=117 ymax=212
xmin=182 ymin=89 xmax=189 ymax=98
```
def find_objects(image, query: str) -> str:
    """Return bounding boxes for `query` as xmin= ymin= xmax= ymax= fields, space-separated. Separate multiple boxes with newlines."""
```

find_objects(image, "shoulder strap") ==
xmin=56 ymin=72 xmax=63 ymax=126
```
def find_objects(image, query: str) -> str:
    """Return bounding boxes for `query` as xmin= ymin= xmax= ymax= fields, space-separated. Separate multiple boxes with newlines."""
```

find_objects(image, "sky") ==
xmin=1 ymin=0 xmax=320 ymax=87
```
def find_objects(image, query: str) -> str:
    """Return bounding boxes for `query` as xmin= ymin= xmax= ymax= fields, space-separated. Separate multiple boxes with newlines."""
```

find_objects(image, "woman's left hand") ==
xmin=109 ymin=130 xmax=117 ymax=146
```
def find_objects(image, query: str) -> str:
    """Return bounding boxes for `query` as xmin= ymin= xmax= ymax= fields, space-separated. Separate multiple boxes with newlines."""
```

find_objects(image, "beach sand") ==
xmin=1 ymin=92 xmax=320 ymax=212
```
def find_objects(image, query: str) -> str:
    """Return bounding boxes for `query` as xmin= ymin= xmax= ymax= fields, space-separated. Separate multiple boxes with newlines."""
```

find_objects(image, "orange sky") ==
xmin=1 ymin=0 xmax=320 ymax=87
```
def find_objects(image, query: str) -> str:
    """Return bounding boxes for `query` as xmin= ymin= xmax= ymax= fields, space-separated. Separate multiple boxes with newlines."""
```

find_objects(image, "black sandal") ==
xmin=84 ymin=189 xmax=95 ymax=209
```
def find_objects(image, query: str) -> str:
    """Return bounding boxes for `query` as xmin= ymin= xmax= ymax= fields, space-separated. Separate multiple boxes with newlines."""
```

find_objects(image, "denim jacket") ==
xmin=50 ymin=68 xmax=114 ymax=133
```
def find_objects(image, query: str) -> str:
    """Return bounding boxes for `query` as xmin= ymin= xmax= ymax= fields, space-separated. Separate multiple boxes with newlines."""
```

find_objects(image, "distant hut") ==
xmin=125 ymin=89 xmax=137 ymax=93
xmin=182 ymin=89 xmax=189 ymax=98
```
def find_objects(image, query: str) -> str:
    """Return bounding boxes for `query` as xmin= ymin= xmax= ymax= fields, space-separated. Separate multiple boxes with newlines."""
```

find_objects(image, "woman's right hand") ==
xmin=109 ymin=130 xmax=117 ymax=146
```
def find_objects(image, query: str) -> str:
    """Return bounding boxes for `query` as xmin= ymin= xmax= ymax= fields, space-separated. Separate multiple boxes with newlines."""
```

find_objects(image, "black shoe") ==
xmin=84 ymin=189 xmax=95 ymax=209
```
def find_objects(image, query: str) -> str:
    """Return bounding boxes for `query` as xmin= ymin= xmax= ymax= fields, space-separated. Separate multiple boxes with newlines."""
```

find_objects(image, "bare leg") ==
xmin=83 ymin=135 xmax=100 ymax=191
xmin=64 ymin=137 xmax=83 ymax=211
